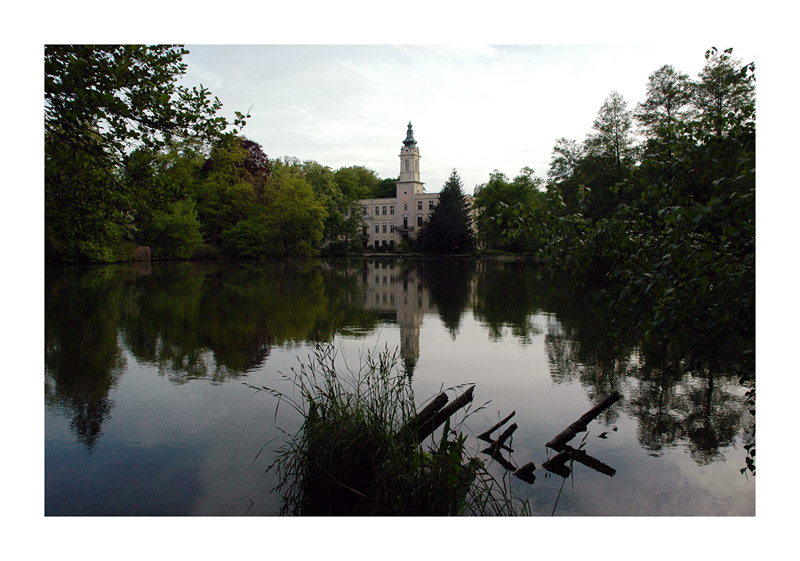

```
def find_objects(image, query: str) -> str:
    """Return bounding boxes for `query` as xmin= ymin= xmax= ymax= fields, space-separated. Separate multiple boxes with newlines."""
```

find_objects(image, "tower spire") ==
xmin=403 ymin=121 xmax=417 ymax=147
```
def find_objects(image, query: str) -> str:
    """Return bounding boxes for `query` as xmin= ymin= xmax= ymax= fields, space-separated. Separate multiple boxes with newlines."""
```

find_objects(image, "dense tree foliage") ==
xmin=45 ymin=45 xmax=248 ymax=262
xmin=45 ymin=45 xmax=391 ymax=262
xmin=473 ymin=167 xmax=546 ymax=252
xmin=499 ymin=50 xmax=755 ymax=460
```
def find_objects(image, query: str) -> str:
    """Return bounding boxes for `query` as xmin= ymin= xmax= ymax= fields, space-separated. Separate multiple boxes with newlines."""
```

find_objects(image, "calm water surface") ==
xmin=45 ymin=258 xmax=754 ymax=515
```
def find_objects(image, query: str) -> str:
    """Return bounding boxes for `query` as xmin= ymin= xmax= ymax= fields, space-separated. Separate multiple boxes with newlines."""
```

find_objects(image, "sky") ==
xmin=179 ymin=43 xmax=757 ymax=194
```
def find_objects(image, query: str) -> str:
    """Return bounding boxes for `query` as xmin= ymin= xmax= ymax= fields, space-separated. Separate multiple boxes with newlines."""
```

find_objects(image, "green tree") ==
xmin=221 ymin=172 xmax=327 ymax=258
xmin=271 ymin=158 xmax=362 ymax=254
xmin=45 ymin=45 xmax=247 ymax=262
xmin=546 ymin=137 xmax=586 ymax=214
xmin=693 ymin=47 xmax=755 ymax=136
xmin=473 ymin=168 xmax=544 ymax=252
xmin=194 ymin=136 xmax=257 ymax=248
xmin=334 ymin=165 xmax=381 ymax=200
xmin=635 ymin=65 xmax=695 ymax=140
xmin=416 ymin=170 xmax=476 ymax=254
xmin=586 ymin=90 xmax=637 ymax=179
xmin=374 ymin=176 xmax=399 ymax=198
xmin=138 ymin=198 xmax=204 ymax=259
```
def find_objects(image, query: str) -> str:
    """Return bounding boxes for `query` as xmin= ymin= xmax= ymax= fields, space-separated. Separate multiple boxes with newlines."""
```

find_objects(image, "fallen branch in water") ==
xmin=545 ymin=391 xmax=621 ymax=451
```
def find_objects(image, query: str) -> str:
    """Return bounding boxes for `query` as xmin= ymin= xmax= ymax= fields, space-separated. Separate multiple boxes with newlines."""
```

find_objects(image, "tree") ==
xmin=693 ymin=47 xmax=755 ymax=136
xmin=194 ymin=136 xmax=258 ymax=248
xmin=546 ymin=138 xmax=586 ymax=214
xmin=635 ymin=65 xmax=695 ymax=140
xmin=473 ymin=168 xmax=544 ymax=252
xmin=416 ymin=170 xmax=475 ymax=254
xmin=45 ymin=45 xmax=247 ymax=262
xmin=271 ymin=158 xmax=363 ymax=253
xmin=263 ymin=175 xmax=327 ymax=256
xmin=586 ymin=90 xmax=636 ymax=176
xmin=137 ymin=198 xmax=204 ymax=259
xmin=374 ymin=177 xmax=399 ymax=198
xmin=333 ymin=166 xmax=381 ymax=200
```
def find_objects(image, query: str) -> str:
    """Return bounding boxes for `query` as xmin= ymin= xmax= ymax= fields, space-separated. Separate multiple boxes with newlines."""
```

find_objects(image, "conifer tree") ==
xmin=417 ymin=170 xmax=476 ymax=254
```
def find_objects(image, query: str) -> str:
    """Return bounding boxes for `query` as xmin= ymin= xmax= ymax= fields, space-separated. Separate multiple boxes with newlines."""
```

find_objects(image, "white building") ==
xmin=359 ymin=123 xmax=440 ymax=249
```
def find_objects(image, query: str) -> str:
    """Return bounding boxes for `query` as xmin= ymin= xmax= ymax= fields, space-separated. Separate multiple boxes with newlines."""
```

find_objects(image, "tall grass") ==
xmin=257 ymin=342 xmax=527 ymax=515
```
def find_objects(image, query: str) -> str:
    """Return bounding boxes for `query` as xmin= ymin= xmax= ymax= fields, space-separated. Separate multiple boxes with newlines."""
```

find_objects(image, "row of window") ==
xmin=363 ymin=200 xmax=435 ymax=216
xmin=372 ymin=213 xmax=429 ymax=234
xmin=364 ymin=289 xmax=429 ymax=309
xmin=374 ymin=223 xmax=397 ymax=234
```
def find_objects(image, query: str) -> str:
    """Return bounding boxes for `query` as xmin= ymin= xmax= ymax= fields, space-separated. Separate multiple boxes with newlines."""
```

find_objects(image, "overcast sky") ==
xmin=179 ymin=43 xmax=756 ymax=194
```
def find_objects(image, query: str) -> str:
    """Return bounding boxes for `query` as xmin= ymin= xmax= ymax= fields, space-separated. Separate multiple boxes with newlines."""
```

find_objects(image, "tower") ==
xmin=398 ymin=121 xmax=422 ymax=185
xmin=396 ymin=122 xmax=424 ymax=235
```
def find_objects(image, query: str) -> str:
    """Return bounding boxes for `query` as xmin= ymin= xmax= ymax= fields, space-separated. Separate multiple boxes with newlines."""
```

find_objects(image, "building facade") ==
xmin=359 ymin=123 xmax=440 ymax=249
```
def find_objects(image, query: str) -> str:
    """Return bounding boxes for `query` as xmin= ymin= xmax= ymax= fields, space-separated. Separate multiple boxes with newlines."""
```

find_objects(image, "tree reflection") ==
xmin=45 ymin=266 xmax=130 ymax=449
xmin=120 ymin=260 xmax=380 ymax=383
xmin=414 ymin=258 xmax=476 ymax=337
xmin=541 ymin=279 xmax=748 ymax=464
xmin=471 ymin=260 xmax=543 ymax=344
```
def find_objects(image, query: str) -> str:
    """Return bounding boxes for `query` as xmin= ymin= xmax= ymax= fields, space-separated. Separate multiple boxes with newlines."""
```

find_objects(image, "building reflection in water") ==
xmin=361 ymin=259 xmax=436 ymax=374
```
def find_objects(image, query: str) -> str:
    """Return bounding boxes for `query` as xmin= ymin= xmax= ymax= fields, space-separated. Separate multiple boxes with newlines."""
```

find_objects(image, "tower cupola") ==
xmin=403 ymin=121 xmax=417 ymax=148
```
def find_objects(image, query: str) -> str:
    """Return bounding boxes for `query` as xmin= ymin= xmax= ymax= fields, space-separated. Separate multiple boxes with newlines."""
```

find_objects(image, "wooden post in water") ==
xmin=545 ymin=391 xmax=621 ymax=451
xmin=416 ymin=386 xmax=475 ymax=442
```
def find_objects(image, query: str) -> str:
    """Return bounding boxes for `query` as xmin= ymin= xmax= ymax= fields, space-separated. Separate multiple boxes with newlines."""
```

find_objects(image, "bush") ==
xmin=140 ymin=199 xmax=204 ymax=259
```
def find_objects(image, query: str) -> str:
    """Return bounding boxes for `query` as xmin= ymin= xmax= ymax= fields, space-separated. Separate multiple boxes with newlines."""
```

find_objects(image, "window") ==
xmin=403 ymin=202 xmax=408 ymax=211
xmin=382 ymin=206 xmax=387 ymax=215
xmin=375 ymin=206 xmax=379 ymax=215
xmin=429 ymin=200 xmax=434 ymax=209
xmin=390 ymin=206 xmax=394 ymax=215
xmin=382 ymin=223 xmax=387 ymax=233
xmin=363 ymin=206 xmax=368 ymax=215
xmin=390 ymin=224 xmax=395 ymax=233
xmin=375 ymin=223 xmax=379 ymax=234
xmin=418 ymin=201 xmax=423 ymax=210
xmin=417 ymin=214 xmax=423 ymax=227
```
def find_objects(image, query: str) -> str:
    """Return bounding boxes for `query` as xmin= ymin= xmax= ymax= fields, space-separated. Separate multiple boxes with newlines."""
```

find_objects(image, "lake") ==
xmin=44 ymin=257 xmax=754 ymax=515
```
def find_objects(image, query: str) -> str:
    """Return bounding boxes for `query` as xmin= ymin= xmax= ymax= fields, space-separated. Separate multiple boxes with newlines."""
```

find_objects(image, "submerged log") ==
xmin=513 ymin=462 xmax=536 ymax=484
xmin=487 ymin=450 xmax=517 ymax=472
xmin=416 ymin=386 xmax=475 ymax=442
xmin=400 ymin=392 xmax=449 ymax=437
xmin=478 ymin=411 xmax=516 ymax=443
xmin=481 ymin=423 xmax=518 ymax=457
xmin=542 ymin=450 xmax=572 ymax=478
xmin=546 ymin=391 xmax=621 ymax=451
xmin=559 ymin=444 xmax=616 ymax=477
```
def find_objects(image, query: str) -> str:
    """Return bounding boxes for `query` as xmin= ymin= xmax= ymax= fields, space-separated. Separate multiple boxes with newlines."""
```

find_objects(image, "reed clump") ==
xmin=259 ymin=343 xmax=525 ymax=516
